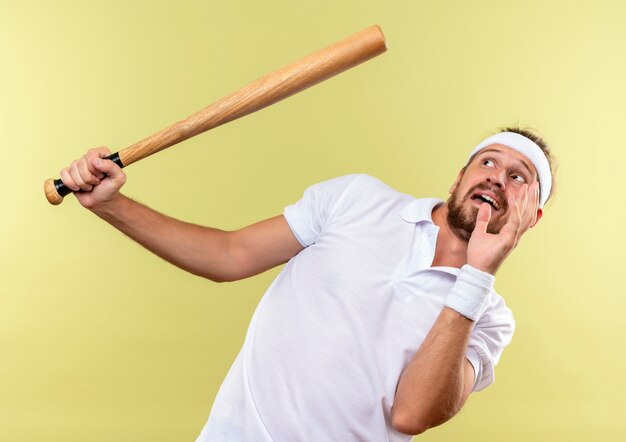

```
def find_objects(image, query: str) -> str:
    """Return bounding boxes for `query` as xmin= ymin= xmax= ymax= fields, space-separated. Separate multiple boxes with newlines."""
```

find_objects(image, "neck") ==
xmin=431 ymin=203 xmax=469 ymax=269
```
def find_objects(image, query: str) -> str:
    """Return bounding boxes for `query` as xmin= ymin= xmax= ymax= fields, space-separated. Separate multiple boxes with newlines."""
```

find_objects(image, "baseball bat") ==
xmin=44 ymin=25 xmax=387 ymax=205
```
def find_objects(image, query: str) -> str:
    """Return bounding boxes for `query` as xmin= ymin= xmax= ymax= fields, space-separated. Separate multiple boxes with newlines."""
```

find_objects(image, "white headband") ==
xmin=468 ymin=132 xmax=552 ymax=208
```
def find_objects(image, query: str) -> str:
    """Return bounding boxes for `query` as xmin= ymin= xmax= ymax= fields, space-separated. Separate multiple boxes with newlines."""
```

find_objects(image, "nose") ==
xmin=486 ymin=170 xmax=506 ymax=190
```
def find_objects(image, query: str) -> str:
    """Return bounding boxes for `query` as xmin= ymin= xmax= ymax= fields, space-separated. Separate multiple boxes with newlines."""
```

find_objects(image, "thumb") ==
xmin=92 ymin=157 xmax=123 ymax=179
xmin=473 ymin=202 xmax=492 ymax=234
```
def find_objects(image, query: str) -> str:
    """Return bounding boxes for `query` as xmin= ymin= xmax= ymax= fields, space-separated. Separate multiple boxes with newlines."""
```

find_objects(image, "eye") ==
xmin=512 ymin=174 xmax=526 ymax=183
xmin=482 ymin=159 xmax=495 ymax=167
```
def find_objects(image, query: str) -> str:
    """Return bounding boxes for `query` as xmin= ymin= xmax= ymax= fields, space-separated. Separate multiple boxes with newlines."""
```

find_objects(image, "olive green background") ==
xmin=1 ymin=0 xmax=624 ymax=440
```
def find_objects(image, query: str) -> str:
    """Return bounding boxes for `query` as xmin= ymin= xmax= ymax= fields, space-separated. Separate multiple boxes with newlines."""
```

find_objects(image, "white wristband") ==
xmin=445 ymin=265 xmax=495 ymax=321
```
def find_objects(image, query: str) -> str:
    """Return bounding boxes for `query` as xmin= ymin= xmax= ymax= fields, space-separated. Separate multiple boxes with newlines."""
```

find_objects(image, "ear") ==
xmin=530 ymin=208 xmax=543 ymax=228
xmin=449 ymin=169 xmax=465 ymax=194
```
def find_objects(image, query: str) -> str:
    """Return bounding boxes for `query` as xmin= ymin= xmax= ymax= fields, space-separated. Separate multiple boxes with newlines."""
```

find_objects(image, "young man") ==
xmin=60 ymin=127 xmax=555 ymax=441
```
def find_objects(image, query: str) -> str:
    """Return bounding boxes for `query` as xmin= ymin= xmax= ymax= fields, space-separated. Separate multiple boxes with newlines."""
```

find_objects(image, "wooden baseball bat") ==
xmin=44 ymin=25 xmax=386 ymax=205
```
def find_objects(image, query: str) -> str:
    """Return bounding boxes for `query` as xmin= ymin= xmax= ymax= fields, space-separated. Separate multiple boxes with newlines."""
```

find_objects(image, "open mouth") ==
xmin=471 ymin=193 xmax=501 ymax=211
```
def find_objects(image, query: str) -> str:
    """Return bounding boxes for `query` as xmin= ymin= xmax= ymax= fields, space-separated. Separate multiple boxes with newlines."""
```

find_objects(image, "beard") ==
xmin=446 ymin=183 xmax=509 ymax=242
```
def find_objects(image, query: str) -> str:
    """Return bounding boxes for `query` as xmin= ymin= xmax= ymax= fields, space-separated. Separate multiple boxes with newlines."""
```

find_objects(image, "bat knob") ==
xmin=44 ymin=178 xmax=70 ymax=205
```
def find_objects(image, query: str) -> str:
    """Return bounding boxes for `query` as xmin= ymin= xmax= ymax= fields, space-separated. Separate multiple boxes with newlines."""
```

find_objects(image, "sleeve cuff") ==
xmin=283 ymin=204 xmax=316 ymax=247
xmin=465 ymin=347 xmax=482 ymax=391
xmin=466 ymin=340 xmax=496 ymax=392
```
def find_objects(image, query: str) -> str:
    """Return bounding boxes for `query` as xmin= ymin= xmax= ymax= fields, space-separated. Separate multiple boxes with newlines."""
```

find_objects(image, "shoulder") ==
xmin=328 ymin=174 xmax=411 ymax=199
xmin=299 ymin=174 xmax=406 ymax=203
xmin=307 ymin=173 xmax=389 ymax=190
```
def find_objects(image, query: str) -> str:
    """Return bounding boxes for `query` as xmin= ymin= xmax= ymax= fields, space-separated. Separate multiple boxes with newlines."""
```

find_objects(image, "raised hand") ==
xmin=467 ymin=182 xmax=540 ymax=275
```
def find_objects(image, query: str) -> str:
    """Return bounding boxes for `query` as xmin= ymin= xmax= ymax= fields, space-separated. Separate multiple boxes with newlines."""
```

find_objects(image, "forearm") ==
xmin=391 ymin=307 xmax=474 ymax=435
xmin=91 ymin=194 xmax=237 ymax=281
xmin=392 ymin=265 xmax=494 ymax=435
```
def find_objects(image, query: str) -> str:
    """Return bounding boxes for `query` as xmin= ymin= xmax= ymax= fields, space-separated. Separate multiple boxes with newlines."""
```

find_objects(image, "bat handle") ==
xmin=43 ymin=152 xmax=125 ymax=205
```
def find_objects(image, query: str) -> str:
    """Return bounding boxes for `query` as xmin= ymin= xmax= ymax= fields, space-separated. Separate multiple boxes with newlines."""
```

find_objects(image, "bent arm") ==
xmin=61 ymin=147 xmax=304 ymax=282
xmin=390 ymin=167 xmax=540 ymax=435
xmin=92 ymin=194 xmax=304 ymax=282
xmin=391 ymin=307 xmax=475 ymax=435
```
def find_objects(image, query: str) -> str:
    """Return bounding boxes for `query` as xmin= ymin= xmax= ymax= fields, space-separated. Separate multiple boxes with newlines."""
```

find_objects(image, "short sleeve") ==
xmin=283 ymin=174 xmax=361 ymax=247
xmin=465 ymin=293 xmax=515 ymax=392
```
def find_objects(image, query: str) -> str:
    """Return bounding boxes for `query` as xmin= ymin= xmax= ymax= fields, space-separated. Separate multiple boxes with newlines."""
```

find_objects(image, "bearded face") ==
xmin=446 ymin=179 xmax=509 ymax=242
xmin=445 ymin=144 xmax=544 ymax=242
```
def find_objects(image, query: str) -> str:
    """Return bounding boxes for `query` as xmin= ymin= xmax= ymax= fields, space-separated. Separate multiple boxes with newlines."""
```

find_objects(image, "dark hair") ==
xmin=465 ymin=126 xmax=558 ymax=205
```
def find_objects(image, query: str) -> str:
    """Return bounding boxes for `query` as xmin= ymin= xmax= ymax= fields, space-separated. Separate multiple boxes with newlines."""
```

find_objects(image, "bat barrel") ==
xmin=44 ymin=25 xmax=386 ymax=205
xmin=119 ymin=25 xmax=386 ymax=167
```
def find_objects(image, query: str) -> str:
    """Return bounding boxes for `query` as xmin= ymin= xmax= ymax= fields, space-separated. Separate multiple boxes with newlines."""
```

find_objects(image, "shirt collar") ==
xmin=399 ymin=198 xmax=444 ymax=224
xmin=399 ymin=198 xmax=460 ymax=277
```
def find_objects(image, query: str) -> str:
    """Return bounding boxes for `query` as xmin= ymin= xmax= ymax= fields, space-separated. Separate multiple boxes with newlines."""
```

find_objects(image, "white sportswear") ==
xmin=196 ymin=174 xmax=515 ymax=442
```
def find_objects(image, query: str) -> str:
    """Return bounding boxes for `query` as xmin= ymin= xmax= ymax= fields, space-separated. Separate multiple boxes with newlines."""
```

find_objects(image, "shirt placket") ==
xmin=392 ymin=223 xmax=437 ymax=282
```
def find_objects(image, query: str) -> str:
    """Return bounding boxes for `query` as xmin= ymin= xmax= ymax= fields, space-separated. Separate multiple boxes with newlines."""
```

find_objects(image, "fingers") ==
xmin=519 ymin=182 xmax=539 ymax=231
xmin=529 ymin=182 xmax=540 ymax=227
xmin=85 ymin=148 xmax=110 ymax=179
xmin=59 ymin=146 xmax=112 ymax=192
xmin=502 ymin=182 xmax=540 ymax=242
xmin=91 ymin=156 xmax=125 ymax=184
xmin=500 ymin=191 xmax=522 ymax=241
xmin=518 ymin=184 xmax=528 ymax=215
xmin=473 ymin=202 xmax=492 ymax=234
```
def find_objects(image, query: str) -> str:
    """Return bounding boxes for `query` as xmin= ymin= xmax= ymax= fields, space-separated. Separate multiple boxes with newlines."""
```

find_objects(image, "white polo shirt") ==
xmin=197 ymin=174 xmax=514 ymax=442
